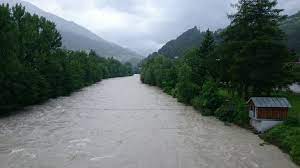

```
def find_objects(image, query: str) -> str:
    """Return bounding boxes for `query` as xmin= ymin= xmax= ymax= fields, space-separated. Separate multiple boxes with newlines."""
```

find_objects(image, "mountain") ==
xmin=148 ymin=27 xmax=205 ymax=59
xmin=0 ymin=0 xmax=143 ymax=64
xmin=149 ymin=12 xmax=300 ymax=60
xmin=281 ymin=11 xmax=300 ymax=55
xmin=148 ymin=26 xmax=221 ymax=59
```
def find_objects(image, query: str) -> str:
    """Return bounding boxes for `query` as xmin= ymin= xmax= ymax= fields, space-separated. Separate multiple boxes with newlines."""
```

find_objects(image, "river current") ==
xmin=0 ymin=75 xmax=297 ymax=168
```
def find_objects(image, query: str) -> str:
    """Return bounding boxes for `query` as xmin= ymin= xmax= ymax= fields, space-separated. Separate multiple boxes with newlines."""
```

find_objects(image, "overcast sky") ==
xmin=23 ymin=0 xmax=300 ymax=56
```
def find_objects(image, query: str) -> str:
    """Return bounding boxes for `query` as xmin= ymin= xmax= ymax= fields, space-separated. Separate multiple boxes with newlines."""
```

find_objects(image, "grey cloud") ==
xmin=25 ymin=0 xmax=300 ymax=56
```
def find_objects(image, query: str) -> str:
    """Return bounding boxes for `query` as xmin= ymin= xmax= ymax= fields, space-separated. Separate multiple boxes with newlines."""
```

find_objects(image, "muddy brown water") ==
xmin=0 ymin=75 xmax=298 ymax=168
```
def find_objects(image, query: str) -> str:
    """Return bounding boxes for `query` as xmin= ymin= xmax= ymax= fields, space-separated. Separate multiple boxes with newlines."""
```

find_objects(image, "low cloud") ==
xmin=24 ymin=0 xmax=300 ymax=56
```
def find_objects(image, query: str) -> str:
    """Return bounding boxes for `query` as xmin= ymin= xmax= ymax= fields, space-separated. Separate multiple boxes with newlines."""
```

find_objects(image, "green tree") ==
xmin=191 ymin=80 xmax=223 ymax=115
xmin=175 ymin=63 xmax=199 ymax=104
xmin=221 ymin=0 xmax=294 ymax=97
xmin=183 ymin=30 xmax=218 ymax=87
xmin=0 ymin=4 xmax=132 ymax=114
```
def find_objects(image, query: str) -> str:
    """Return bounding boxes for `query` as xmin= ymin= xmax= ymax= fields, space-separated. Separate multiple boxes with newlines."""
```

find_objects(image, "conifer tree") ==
xmin=221 ymin=0 xmax=294 ymax=97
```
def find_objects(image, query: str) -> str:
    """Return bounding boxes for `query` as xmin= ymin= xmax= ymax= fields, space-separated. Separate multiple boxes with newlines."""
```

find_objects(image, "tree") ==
xmin=0 ymin=4 xmax=132 ymax=114
xmin=175 ymin=63 xmax=199 ymax=104
xmin=183 ymin=29 xmax=218 ymax=87
xmin=221 ymin=0 xmax=294 ymax=97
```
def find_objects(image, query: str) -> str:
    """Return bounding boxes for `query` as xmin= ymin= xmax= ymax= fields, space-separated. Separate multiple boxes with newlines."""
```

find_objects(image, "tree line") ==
xmin=141 ymin=0 xmax=297 ymax=123
xmin=141 ymin=0 xmax=300 ymax=163
xmin=0 ymin=4 xmax=133 ymax=113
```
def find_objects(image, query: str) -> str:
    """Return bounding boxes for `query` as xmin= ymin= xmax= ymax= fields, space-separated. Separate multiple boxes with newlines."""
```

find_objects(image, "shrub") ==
xmin=263 ymin=125 xmax=300 ymax=165
xmin=214 ymin=100 xmax=235 ymax=122
xmin=214 ymin=97 xmax=248 ymax=125
xmin=176 ymin=81 xmax=199 ymax=104
xmin=191 ymin=96 xmax=202 ymax=110
xmin=191 ymin=80 xmax=224 ymax=115
xmin=284 ymin=116 xmax=300 ymax=126
xmin=162 ymin=80 xmax=176 ymax=95
xmin=232 ymin=98 xmax=249 ymax=126
xmin=175 ymin=63 xmax=199 ymax=104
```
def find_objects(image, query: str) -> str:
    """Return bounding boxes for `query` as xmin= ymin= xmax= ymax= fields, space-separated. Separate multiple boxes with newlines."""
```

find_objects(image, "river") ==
xmin=0 ymin=75 xmax=298 ymax=168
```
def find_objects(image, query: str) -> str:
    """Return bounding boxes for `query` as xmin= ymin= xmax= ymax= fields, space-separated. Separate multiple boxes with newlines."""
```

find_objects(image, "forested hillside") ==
xmin=0 ymin=4 xmax=133 ymax=113
xmin=148 ymin=27 xmax=220 ymax=59
xmin=149 ymin=11 xmax=300 ymax=60
xmin=0 ymin=0 xmax=143 ymax=64
xmin=282 ymin=11 xmax=300 ymax=55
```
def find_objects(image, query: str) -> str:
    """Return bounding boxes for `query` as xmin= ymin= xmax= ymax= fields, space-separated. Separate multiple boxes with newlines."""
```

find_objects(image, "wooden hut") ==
xmin=248 ymin=97 xmax=291 ymax=133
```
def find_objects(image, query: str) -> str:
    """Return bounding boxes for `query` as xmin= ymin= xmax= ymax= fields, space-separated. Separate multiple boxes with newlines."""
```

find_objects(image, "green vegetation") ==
xmin=0 ymin=4 xmax=133 ymax=114
xmin=294 ymin=63 xmax=300 ymax=83
xmin=262 ymin=119 xmax=300 ymax=165
xmin=141 ymin=0 xmax=299 ymax=165
xmin=281 ymin=11 xmax=300 ymax=54
xmin=262 ymin=92 xmax=300 ymax=165
xmin=149 ymin=11 xmax=300 ymax=61
xmin=148 ymin=27 xmax=221 ymax=59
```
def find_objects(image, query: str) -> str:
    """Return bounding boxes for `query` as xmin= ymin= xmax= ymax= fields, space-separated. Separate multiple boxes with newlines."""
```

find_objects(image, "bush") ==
xmin=191 ymin=96 xmax=202 ymax=111
xmin=214 ymin=97 xmax=248 ymax=125
xmin=263 ymin=125 xmax=300 ymax=165
xmin=174 ymin=63 xmax=199 ymax=104
xmin=284 ymin=116 xmax=300 ymax=126
xmin=232 ymin=99 xmax=249 ymax=126
xmin=162 ymin=79 xmax=176 ymax=95
xmin=191 ymin=80 xmax=223 ymax=115
xmin=176 ymin=81 xmax=199 ymax=104
xmin=214 ymin=100 xmax=235 ymax=122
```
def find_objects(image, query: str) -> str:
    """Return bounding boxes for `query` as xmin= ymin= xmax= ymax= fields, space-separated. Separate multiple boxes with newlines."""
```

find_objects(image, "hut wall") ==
xmin=257 ymin=107 xmax=288 ymax=120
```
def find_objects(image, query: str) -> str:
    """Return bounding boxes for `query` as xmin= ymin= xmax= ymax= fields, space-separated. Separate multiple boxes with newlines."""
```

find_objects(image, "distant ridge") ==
xmin=281 ymin=11 xmax=300 ymax=54
xmin=0 ymin=0 xmax=143 ymax=64
xmin=149 ymin=11 xmax=300 ymax=60
xmin=148 ymin=26 xmax=219 ymax=59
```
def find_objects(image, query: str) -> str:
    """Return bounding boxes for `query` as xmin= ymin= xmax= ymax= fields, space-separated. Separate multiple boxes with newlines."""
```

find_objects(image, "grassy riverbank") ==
xmin=140 ymin=42 xmax=300 ymax=166
xmin=140 ymin=0 xmax=299 ymax=165
xmin=262 ymin=92 xmax=300 ymax=165
xmin=141 ymin=65 xmax=300 ymax=165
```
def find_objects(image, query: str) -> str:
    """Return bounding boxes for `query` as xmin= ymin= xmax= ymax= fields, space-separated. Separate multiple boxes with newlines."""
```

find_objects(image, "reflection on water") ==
xmin=0 ymin=75 xmax=298 ymax=168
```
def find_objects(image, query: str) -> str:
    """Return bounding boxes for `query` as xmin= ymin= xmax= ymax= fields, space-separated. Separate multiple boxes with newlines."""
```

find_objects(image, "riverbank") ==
xmin=145 ymin=79 xmax=300 ymax=165
xmin=0 ymin=4 xmax=134 ymax=115
xmin=0 ymin=75 xmax=298 ymax=168
xmin=262 ymin=92 xmax=300 ymax=165
xmin=140 ymin=53 xmax=300 ymax=166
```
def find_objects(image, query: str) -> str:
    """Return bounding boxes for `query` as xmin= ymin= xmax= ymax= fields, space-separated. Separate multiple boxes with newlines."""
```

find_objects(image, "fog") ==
xmin=24 ymin=0 xmax=300 ymax=55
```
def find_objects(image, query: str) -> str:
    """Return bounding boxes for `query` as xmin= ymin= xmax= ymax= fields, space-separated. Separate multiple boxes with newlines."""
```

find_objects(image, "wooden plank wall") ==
xmin=257 ymin=107 xmax=288 ymax=120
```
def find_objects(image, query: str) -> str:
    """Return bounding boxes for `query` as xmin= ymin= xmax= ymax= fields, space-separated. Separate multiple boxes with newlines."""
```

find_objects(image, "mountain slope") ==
xmin=0 ymin=0 xmax=143 ymax=63
xmin=149 ymin=12 xmax=300 ymax=60
xmin=281 ymin=11 xmax=300 ymax=54
xmin=148 ymin=27 xmax=220 ymax=59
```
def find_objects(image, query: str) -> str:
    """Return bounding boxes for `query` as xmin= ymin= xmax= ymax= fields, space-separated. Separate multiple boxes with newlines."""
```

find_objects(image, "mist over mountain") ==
xmin=282 ymin=11 xmax=300 ymax=54
xmin=148 ymin=12 xmax=300 ymax=60
xmin=148 ymin=27 xmax=220 ymax=59
xmin=0 ymin=0 xmax=143 ymax=64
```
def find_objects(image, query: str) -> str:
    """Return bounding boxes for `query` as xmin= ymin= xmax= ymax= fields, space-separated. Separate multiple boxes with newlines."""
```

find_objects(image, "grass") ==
xmin=262 ymin=91 xmax=300 ymax=165
xmin=272 ymin=91 xmax=300 ymax=119
xmin=217 ymin=89 xmax=300 ymax=165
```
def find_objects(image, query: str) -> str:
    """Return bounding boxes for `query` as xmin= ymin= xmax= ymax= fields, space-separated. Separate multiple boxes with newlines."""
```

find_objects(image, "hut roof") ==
xmin=248 ymin=97 xmax=291 ymax=108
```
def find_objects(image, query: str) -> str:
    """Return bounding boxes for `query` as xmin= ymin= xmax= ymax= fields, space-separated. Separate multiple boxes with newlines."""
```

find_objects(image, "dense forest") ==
xmin=141 ymin=0 xmax=300 ymax=164
xmin=0 ymin=4 xmax=133 ymax=114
